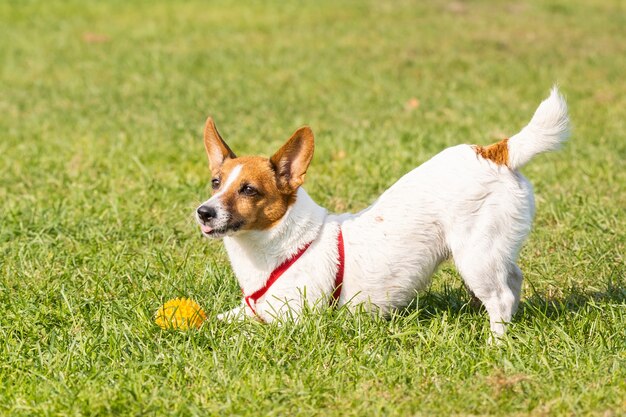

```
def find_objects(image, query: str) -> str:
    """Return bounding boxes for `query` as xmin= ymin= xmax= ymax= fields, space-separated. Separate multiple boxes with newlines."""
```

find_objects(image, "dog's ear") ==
xmin=270 ymin=126 xmax=315 ymax=192
xmin=204 ymin=117 xmax=236 ymax=173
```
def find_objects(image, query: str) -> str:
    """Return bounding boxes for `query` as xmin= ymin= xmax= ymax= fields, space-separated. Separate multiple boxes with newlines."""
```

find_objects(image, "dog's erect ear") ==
xmin=270 ymin=126 xmax=315 ymax=192
xmin=204 ymin=117 xmax=236 ymax=172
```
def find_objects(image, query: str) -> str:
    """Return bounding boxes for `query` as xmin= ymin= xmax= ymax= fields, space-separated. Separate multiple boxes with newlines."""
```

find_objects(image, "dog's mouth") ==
xmin=200 ymin=221 xmax=244 ymax=238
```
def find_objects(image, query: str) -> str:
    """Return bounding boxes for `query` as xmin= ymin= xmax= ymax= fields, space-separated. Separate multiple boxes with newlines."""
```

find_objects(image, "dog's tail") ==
xmin=506 ymin=86 xmax=570 ymax=170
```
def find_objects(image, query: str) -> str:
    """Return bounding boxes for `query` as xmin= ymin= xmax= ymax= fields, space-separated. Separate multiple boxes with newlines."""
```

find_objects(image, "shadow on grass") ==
xmin=398 ymin=280 xmax=625 ymax=322
xmin=519 ymin=283 xmax=625 ymax=321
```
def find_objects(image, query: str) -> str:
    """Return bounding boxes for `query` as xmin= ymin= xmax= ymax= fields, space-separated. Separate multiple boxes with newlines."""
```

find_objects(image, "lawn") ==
xmin=1 ymin=0 xmax=624 ymax=415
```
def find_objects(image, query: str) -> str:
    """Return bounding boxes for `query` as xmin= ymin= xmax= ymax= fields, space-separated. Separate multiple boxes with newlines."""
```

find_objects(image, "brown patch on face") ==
xmin=474 ymin=138 xmax=509 ymax=166
xmin=214 ymin=156 xmax=296 ymax=231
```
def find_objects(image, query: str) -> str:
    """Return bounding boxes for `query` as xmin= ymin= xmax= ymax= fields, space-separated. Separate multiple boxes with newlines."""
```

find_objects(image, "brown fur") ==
xmin=213 ymin=157 xmax=293 ymax=231
xmin=204 ymin=118 xmax=315 ymax=232
xmin=474 ymin=138 xmax=510 ymax=166
xmin=204 ymin=117 xmax=236 ymax=174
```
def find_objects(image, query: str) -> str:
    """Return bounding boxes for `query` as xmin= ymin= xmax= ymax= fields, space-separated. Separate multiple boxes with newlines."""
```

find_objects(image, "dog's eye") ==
xmin=240 ymin=185 xmax=258 ymax=196
xmin=211 ymin=178 xmax=220 ymax=190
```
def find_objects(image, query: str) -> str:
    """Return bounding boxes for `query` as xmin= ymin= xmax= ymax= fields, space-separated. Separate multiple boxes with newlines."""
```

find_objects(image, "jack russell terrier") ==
xmin=196 ymin=88 xmax=569 ymax=339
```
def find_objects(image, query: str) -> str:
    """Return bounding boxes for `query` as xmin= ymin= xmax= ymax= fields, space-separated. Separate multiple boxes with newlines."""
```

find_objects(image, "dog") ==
xmin=196 ymin=88 xmax=569 ymax=339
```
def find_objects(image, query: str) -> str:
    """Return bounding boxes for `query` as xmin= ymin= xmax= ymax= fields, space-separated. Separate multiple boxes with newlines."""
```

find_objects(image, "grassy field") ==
xmin=1 ymin=0 xmax=625 ymax=415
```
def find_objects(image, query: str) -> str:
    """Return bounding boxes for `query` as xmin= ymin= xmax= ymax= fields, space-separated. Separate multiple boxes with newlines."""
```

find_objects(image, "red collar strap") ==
xmin=243 ymin=227 xmax=345 ymax=319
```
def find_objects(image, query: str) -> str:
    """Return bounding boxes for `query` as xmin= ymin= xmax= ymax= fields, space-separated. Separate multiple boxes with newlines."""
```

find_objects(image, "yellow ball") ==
xmin=154 ymin=297 xmax=207 ymax=330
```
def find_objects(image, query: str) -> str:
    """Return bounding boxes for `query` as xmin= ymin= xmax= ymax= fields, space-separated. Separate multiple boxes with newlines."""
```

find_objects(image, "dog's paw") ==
xmin=217 ymin=305 xmax=246 ymax=322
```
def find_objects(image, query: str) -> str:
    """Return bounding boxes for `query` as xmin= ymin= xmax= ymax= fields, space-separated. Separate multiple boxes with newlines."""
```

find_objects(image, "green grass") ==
xmin=1 ymin=0 xmax=625 ymax=415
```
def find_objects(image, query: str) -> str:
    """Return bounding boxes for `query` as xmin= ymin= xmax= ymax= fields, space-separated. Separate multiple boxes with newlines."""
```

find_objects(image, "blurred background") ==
xmin=1 ymin=1 xmax=624 ymax=415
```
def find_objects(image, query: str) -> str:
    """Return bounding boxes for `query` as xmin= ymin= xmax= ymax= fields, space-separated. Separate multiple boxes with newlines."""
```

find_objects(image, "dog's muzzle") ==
xmin=196 ymin=204 xmax=243 ymax=238
xmin=196 ymin=204 xmax=220 ymax=236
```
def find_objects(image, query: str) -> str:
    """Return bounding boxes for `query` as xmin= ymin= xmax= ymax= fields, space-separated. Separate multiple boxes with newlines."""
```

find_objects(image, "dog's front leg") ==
xmin=217 ymin=296 xmax=306 ymax=323
xmin=217 ymin=301 xmax=270 ymax=322
xmin=216 ymin=304 xmax=247 ymax=322
xmin=257 ymin=296 xmax=308 ymax=324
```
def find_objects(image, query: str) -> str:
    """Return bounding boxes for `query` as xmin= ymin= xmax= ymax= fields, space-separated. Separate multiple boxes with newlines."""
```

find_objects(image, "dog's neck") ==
xmin=223 ymin=187 xmax=327 ymax=293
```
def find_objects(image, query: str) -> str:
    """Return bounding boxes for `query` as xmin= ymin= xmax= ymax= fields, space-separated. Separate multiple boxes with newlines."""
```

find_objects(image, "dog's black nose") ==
xmin=197 ymin=205 xmax=217 ymax=222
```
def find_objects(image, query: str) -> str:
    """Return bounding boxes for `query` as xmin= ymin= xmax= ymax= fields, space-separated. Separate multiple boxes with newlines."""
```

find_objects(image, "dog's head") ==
xmin=196 ymin=118 xmax=314 ymax=239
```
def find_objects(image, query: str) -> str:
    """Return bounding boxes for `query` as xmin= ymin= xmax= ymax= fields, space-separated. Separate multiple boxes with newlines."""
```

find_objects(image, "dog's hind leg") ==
xmin=451 ymin=236 xmax=524 ymax=341
xmin=448 ymin=174 xmax=533 ymax=341
xmin=457 ymin=260 xmax=522 ymax=340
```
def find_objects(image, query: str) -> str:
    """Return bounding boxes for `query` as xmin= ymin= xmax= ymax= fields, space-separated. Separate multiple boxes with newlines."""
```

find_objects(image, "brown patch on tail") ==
xmin=474 ymin=138 xmax=509 ymax=166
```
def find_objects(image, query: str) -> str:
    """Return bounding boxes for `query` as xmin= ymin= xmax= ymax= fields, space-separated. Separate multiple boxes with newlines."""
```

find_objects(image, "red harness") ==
xmin=243 ymin=228 xmax=345 ymax=319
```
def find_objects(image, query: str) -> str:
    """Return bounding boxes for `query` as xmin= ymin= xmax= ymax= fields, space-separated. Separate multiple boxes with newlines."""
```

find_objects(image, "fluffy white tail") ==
xmin=507 ymin=87 xmax=570 ymax=170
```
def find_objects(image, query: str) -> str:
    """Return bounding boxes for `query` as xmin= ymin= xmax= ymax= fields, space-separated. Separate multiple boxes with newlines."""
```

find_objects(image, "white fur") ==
xmin=210 ymin=89 xmax=570 ymax=338
xmin=508 ymin=87 xmax=569 ymax=169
